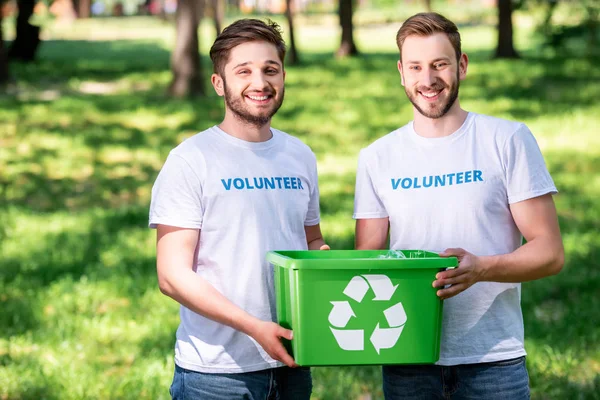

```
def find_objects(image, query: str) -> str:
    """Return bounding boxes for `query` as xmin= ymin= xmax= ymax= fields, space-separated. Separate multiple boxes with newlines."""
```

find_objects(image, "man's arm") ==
xmin=355 ymin=217 xmax=389 ymax=250
xmin=156 ymin=224 xmax=297 ymax=367
xmin=304 ymin=224 xmax=330 ymax=250
xmin=435 ymin=194 xmax=564 ymax=299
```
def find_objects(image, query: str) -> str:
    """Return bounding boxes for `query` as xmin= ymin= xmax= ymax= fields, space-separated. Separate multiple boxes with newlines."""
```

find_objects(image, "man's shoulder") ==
xmin=170 ymin=127 xmax=217 ymax=158
xmin=362 ymin=125 xmax=408 ymax=156
xmin=272 ymin=128 xmax=316 ymax=158
xmin=471 ymin=113 xmax=526 ymax=137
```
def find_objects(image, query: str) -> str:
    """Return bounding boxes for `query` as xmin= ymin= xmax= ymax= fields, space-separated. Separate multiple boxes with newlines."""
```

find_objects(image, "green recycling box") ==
xmin=266 ymin=250 xmax=458 ymax=366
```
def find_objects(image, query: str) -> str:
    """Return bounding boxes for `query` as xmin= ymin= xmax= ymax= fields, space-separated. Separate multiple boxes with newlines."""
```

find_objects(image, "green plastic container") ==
xmin=266 ymin=250 xmax=458 ymax=366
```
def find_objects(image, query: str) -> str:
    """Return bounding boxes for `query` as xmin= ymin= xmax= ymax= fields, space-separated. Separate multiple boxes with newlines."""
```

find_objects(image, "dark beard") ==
xmin=405 ymin=70 xmax=460 ymax=119
xmin=223 ymin=81 xmax=284 ymax=128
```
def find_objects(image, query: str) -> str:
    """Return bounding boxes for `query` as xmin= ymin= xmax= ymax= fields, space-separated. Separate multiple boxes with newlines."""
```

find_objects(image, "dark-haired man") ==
xmin=150 ymin=19 xmax=327 ymax=399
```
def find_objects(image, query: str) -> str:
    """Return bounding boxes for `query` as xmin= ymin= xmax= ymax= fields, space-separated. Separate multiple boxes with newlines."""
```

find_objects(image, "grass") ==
xmin=1 ymin=10 xmax=599 ymax=400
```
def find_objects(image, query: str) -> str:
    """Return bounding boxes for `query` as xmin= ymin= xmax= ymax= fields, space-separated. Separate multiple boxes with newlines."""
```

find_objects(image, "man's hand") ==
xmin=435 ymin=248 xmax=486 ymax=300
xmin=248 ymin=321 xmax=298 ymax=368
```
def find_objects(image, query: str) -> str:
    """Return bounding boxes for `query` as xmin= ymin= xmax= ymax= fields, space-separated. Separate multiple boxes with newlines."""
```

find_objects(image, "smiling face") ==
xmin=211 ymin=41 xmax=285 ymax=128
xmin=398 ymin=32 xmax=467 ymax=119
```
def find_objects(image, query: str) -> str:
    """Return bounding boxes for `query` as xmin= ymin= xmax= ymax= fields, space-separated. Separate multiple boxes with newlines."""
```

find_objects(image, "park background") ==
xmin=1 ymin=0 xmax=599 ymax=398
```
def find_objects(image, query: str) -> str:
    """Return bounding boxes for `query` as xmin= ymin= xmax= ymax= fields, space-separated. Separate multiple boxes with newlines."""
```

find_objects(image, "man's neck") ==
xmin=413 ymin=102 xmax=468 ymax=138
xmin=218 ymin=113 xmax=272 ymax=143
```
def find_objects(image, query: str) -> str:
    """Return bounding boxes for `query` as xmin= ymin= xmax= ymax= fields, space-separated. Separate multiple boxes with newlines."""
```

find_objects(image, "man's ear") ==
xmin=211 ymin=73 xmax=224 ymax=96
xmin=397 ymin=60 xmax=405 ymax=87
xmin=458 ymin=53 xmax=469 ymax=81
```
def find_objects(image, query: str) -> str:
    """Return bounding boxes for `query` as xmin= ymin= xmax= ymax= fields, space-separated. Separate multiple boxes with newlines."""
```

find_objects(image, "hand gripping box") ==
xmin=266 ymin=250 xmax=458 ymax=366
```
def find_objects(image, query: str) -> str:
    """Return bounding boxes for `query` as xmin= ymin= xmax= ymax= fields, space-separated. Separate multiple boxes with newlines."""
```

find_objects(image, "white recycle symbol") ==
xmin=329 ymin=275 xmax=407 ymax=354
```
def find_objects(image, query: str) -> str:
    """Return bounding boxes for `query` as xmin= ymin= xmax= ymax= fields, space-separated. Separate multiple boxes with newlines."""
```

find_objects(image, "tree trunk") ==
xmin=285 ymin=0 xmax=299 ymax=65
xmin=212 ymin=0 xmax=224 ymax=36
xmin=336 ymin=0 xmax=358 ymax=57
xmin=8 ymin=0 xmax=41 ymax=62
xmin=584 ymin=5 xmax=598 ymax=54
xmin=168 ymin=0 xmax=205 ymax=97
xmin=74 ymin=0 xmax=91 ymax=18
xmin=494 ymin=0 xmax=519 ymax=58
xmin=424 ymin=0 xmax=432 ymax=12
xmin=0 ymin=12 xmax=9 ymax=85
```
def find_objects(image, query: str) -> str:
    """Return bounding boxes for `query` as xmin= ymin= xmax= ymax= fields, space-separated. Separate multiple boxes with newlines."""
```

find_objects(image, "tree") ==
xmin=424 ymin=0 xmax=432 ymax=12
xmin=336 ymin=0 xmax=358 ymax=57
xmin=73 ymin=0 xmax=91 ymax=18
xmin=8 ymin=0 xmax=41 ymax=62
xmin=285 ymin=0 xmax=299 ymax=64
xmin=169 ymin=0 xmax=205 ymax=97
xmin=0 ymin=11 xmax=9 ymax=85
xmin=211 ymin=0 xmax=224 ymax=35
xmin=494 ymin=0 xmax=520 ymax=58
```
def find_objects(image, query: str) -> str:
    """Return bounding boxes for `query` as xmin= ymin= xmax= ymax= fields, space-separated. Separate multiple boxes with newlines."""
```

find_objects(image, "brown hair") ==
xmin=396 ymin=13 xmax=461 ymax=61
xmin=209 ymin=19 xmax=287 ymax=76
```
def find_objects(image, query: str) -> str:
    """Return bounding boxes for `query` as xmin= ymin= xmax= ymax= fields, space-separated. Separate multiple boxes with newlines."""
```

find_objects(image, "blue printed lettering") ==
xmin=221 ymin=179 xmax=232 ymax=190
xmin=447 ymin=173 xmax=456 ymax=185
xmin=389 ymin=169 xmax=483 ymax=191
xmin=297 ymin=178 xmax=304 ymax=190
xmin=435 ymin=176 xmax=446 ymax=187
xmin=284 ymin=177 xmax=291 ymax=189
xmin=423 ymin=176 xmax=433 ymax=188
xmin=254 ymin=177 xmax=264 ymax=189
xmin=265 ymin=178 xmax=275 ymax=189
xmin=275 ymin=177 xmax=283 ymax=189
xmin=233 ymin=178 xmax=244 ymax=189
xmin=291 ymin=178 xmax=298 ymax=189
xmin=244 ymin=178 xmax=254 ymax=189
xmin=465 ymin=171 xmax=472 ymax=183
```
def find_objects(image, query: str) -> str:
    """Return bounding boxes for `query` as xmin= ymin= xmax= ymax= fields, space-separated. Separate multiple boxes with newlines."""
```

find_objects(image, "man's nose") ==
xmin=421 ymin=68 xmax=437 ymax=87
xmin=250 ymin=72 xmax=268 ymax=90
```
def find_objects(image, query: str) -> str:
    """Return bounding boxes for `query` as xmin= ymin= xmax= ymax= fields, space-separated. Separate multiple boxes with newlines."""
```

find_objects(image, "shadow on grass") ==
xmin=0 ymin=206 xmax=155 ymax=337
xmin=12 ymin=39 xmax=171 ymax=82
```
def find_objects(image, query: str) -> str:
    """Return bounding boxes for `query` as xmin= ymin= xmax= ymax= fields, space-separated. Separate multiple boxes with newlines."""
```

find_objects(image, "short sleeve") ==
xmin=504 ymin=125 xmax=557 ymax=204
xmin=304 ymin=152 xmax=321 ymax=226
xmin=353 ymin=149 xmax=388 ymax=219
xmin=149 ymin=153 xmax=204 ymax=229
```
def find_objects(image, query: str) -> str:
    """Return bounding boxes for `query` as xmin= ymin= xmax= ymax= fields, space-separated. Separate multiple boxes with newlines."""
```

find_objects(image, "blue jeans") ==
xmin=382 ymin=356 xmax=530 ymax=400
xmin=169 ymin=364 xmax=312 ymax=400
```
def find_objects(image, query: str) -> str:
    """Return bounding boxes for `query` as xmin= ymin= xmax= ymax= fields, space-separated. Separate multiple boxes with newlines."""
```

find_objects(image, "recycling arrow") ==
xmin=330 ymin=328 xmax=364 ymax=351
xmin=362 ymin=275 xmax=399 ymax=301
xmin=328 ymin=301 xmax=356 ymax=328
xmin=384 ymin=302 xmax=407 ymax=327
xmin=343 ymin=276 xmax=370 ymax=303
xmin=370 ymin=323 xmax=405 ymax=354
xmin=329 ymin=274 xmax=408 ymax=354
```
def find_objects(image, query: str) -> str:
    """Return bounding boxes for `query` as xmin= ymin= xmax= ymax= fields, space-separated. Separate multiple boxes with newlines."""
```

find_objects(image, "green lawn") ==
xmin=1 ymin=12 xmax=599 ymax=400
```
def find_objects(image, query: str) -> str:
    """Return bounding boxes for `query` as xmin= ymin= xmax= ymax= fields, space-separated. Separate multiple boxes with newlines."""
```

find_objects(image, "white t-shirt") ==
xmin=353 ymin=112 xmax=557 ymax=365
xmin=149 ymin=126 xmax=321 ymax=373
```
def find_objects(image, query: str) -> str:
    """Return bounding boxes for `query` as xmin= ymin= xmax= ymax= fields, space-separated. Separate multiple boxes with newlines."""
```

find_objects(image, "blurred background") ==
xmin=0 ymin=0 xmax=599 ymax=398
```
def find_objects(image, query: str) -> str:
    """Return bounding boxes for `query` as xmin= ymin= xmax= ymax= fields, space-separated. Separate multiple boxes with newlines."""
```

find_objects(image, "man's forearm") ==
xmin=159 ymin=267 xmax=261 ymax=336
xmin=478 ymin=236 xmax=564 ymax=283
